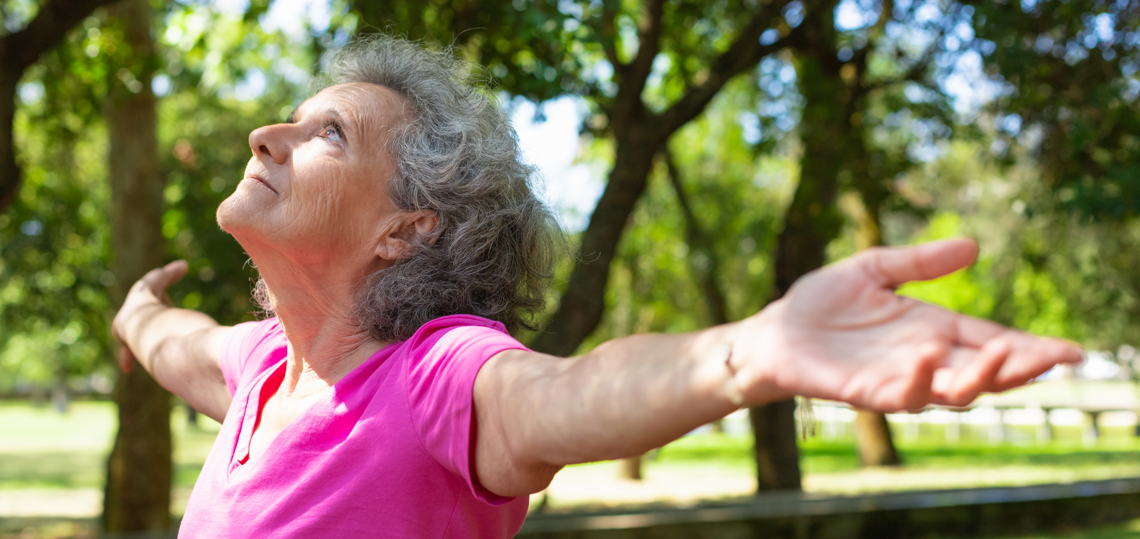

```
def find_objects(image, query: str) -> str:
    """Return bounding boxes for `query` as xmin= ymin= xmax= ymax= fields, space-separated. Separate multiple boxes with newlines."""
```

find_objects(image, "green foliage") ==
xmin=894 ymin=143 xmax=1088 ymax=341
xmin=897 ymin=213 xmax=998 ymax=319
xmin=352 ymin=0 xmax=796 ymax=136
xmin=0 ymin=41 xmax=115 ymax=390
xmin=889 ymin=138 xmax=1140 ymax=348
xmin=971 ymin=0 xmax=1140 ymax=220
xmin=0 ymin=1 xmax=322 ymax=390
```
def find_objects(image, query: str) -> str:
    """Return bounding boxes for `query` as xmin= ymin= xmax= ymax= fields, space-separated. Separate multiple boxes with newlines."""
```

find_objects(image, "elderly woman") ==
xmin=113 ymin=36 xmax=1079 ymax=537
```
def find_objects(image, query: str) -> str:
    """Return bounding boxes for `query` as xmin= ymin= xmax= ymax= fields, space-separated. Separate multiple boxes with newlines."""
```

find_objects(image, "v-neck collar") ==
xmin=229 ymin=358 xmax=287 ymax=475
xmin=226 ymin=339 xmax=403 ymax=477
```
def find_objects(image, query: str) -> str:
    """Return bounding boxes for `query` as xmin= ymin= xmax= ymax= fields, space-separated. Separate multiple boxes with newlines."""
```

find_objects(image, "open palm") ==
xmin=734 ymin=239 xmax=1082 ymax=412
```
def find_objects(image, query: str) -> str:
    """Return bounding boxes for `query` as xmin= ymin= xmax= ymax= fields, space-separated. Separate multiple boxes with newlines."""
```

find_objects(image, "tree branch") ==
xmin=661 ymin=147 xmax=729 ymax=325
xmin=625 ymin=0 xmax=666 ymax=95
xmin=0 ymin=0 xmax=122 ymax=212
xmin=597 ymin=0 xmax=625 ymax=77
xmin=2 ymin=0 xmax=119 ymax=73
xmin=849 ymin=0 xmax=893 ymax=88
xmin=658 ymin=0 xmax=796 ymax=135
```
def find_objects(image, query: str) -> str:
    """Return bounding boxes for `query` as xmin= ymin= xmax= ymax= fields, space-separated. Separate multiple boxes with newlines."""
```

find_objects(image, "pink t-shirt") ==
xmin=177 ymin=314 xmax=530 ymax=538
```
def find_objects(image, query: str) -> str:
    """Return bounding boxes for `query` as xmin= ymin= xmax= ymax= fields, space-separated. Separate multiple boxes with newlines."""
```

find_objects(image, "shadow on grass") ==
xmin=656 ymin=437 xmax=1140 ymax=475
xmin=0 ymin=452 xmax=208 ymax=491
xmin=0 ymin=453 xmax=104 ymax=489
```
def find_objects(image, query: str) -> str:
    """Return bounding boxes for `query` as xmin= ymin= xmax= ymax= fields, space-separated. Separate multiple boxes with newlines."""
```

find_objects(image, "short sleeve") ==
xmin=218 ymin=318 xmax=288 ymax=397
xmin=404 ymin=315 xmax=529 ymax=505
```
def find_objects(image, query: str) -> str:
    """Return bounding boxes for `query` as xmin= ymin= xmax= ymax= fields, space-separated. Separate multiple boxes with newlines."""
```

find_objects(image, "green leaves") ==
xmin=972 ymin=0 xmax=1140 ymax=220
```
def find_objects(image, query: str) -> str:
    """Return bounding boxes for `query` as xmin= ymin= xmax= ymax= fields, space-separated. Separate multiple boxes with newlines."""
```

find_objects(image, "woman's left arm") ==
xmin=472 ymin=239 xmax=1082 ymax=497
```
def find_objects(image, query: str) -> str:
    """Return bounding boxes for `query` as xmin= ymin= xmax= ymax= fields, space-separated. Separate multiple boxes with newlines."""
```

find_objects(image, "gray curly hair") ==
xmin=254 ymin=35 xmax=559 ymax=341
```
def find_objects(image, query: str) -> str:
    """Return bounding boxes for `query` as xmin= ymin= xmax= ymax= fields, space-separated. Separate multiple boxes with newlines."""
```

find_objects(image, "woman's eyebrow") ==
xmin=286 ymin=106 xmax=358 ymax=140
xmin=320 ymin=108 xmax=359 ymax=139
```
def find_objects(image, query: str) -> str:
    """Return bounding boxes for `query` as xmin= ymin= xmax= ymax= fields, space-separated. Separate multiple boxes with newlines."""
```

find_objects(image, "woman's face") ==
xmin=217 ymin=82 xmax=407 ymax=267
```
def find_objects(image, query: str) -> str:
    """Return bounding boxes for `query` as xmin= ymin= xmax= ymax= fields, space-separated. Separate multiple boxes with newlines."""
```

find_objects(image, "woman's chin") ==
xmin=216 ymin=193 xmax=264 ymax=239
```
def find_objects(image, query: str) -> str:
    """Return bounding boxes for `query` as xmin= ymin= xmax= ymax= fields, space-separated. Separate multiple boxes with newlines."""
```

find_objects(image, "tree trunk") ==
xmin=662 ymin=148 xmax=730 ymax=328
xmin=849 ymin=166 xmax=903 ymax=468
xmin=619 ymin=455 xmax=643 ymax=480
xmin=186 ymin=403 xmax=200 ymax=428
xmin=525 ymin=4 xmax=790 ymax=359
xmin=102 ymin=0 xmax=172 ymax=532
xmin=529 ymin=127 xmax=663 ymax=357
xmin=0 ymin=69 xmax=18 ymax=211
xmin=751 ymin=0 xmax=846 ymax=492
xmin=749 ymin=399 xmax=801 ymax=490
xmin=854 ymin=410 xmax=901 ymax=466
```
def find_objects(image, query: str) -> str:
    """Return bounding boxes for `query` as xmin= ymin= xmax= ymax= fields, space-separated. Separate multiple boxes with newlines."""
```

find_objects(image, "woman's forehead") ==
xmin=296 ymin=83 xmax=406 ymax=135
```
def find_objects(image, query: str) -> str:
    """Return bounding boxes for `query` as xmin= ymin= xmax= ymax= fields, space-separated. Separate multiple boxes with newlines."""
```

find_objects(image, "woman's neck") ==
xmin=251 ymin=249 xmax=391 ymax=399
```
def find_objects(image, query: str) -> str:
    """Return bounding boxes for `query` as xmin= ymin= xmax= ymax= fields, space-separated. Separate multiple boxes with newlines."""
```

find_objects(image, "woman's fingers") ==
xmin=990 ymin=336 xmax=1083 ymax=392
xmin=131 ymin=260 xmax=189 ymax=308
xmin=118 ymin=345 xmax=135 ymax=373
xmin=952 ymin=314 xmax=1009 ymax=348
xmin=936 ymin=339 xmax=1011 ymax=406
xmin=929 ymin=335 xmax=1082 ymax=406
xmin=854 ymin=238 xmax=979 ymax=288
xmin=114 ymin=260 xmax=189 ymax=371
xmin=882 ymin=340 xmax=943 ymax=411
xmin=838 ymin=340 xmax=946 ymax=412
xmin=163 ymin=259 xmax=189 ymax=279
xmin=138 ymin=260 xmax=189 ymax=295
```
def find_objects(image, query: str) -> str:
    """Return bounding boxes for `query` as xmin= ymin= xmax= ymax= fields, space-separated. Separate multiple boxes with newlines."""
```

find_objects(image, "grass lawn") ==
xmin=632 ymin=430 xmax=1140 ymax=495
xmin=0 ymin=399 xmax=220 ymax=524
xmin=2 ymin=401 xmax=1140 ymax=538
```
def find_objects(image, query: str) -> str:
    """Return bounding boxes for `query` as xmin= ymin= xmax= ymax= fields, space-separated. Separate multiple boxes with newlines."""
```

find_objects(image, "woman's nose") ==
xmin=248 ymin=124 xmax=292 ymax=165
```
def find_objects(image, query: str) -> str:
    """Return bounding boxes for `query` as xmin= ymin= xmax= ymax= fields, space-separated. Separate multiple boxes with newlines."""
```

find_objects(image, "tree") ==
xmin=101 ymin=0 xmax=172 ymax=531
xmin=0 ymin=0 xmax=176 ymax=525
xmin=938 ymin=0 xmax=1140 ymax=351
xmin=753 ymin=0 xmax=971 ymax=481
xmin=588 ymin=82 xmax=789 ymax=479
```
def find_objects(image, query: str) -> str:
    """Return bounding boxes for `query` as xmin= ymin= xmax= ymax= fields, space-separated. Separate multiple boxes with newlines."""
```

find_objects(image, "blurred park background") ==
xmin=5 ymin=0 xmax=1140 ymax=537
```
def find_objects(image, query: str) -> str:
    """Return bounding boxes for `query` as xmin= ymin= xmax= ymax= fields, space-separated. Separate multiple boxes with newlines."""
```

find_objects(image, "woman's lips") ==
xmin=245 ymin=174 xmax=278 ymax=194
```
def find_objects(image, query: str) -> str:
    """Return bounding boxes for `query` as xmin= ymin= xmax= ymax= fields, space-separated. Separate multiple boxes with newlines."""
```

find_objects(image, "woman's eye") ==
xmin=320 ymin=125 xmax=343 ymax=144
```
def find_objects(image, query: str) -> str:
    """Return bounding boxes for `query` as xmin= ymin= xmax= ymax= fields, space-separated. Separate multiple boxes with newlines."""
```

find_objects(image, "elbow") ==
xmin=480 ymin=461 xmax=563 ymax=498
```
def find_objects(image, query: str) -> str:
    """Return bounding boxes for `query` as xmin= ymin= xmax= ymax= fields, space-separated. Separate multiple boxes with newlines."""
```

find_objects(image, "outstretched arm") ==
xmin=112 ymin=260 xmax=233 ymax=421
xmin=472 ymin=239 xmax=1082 ymax=497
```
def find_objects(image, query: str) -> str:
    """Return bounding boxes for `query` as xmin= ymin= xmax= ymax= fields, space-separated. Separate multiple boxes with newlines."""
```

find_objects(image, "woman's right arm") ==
xmin=112 ymin=260 xmax=233 ymax=422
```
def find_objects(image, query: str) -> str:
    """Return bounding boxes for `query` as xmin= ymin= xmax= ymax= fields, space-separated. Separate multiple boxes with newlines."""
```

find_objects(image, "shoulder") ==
xmin=227 ymin=317 xmax=286 ymax=360
xmin=400 ymin=314 xmax=527 ymax=398
xmin=404 ymin=314 xmax=511 ymax=344
xmin=219 ymin=317 xmax=288 ymax=394
xmin=400 ymin=315 xmax=525 ymax=366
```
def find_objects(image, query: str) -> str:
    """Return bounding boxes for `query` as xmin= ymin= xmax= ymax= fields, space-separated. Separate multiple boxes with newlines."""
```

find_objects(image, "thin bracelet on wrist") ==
xmin=713 ymin=328 xmax=745 ymax=408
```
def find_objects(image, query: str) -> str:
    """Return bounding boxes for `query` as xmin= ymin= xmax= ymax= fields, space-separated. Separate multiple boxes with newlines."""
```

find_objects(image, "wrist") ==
xmin=725 ymin=300 xmax=794 ymax=407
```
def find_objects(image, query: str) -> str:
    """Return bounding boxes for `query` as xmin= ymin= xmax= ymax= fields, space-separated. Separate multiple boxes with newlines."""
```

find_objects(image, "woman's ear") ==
xmin=375 ymin=210 xmax=440 ymax=261
xmin=413 ymin=209 xmax=441 ymax=246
